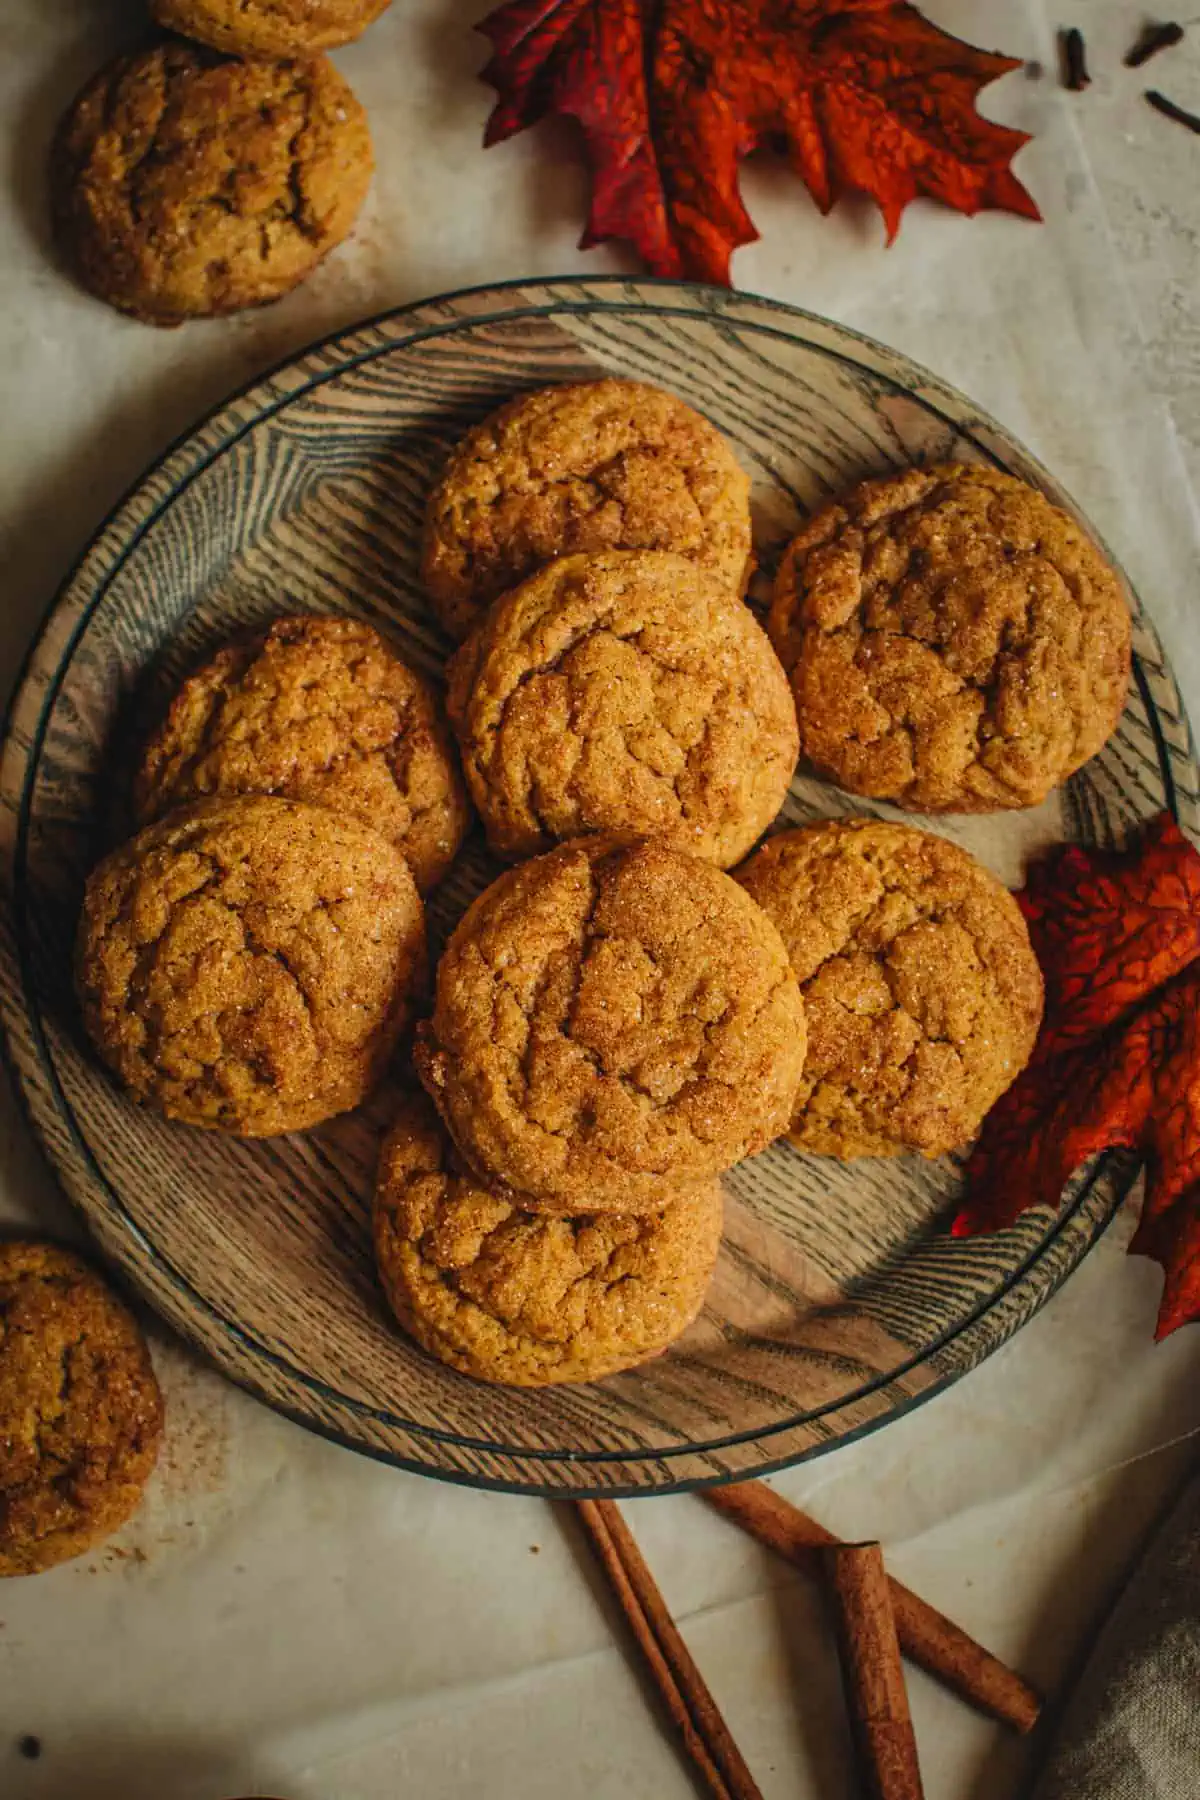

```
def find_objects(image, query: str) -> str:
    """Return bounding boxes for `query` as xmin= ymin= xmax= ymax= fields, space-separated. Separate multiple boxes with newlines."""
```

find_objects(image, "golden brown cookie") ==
xmin=769 ymin=464 xmax=1131 ymax=812
xmin=152 ymin=0 xmax=393 ymax=56
xmin=51 ymin=43 xmax=373 ymax=326
xmin=77 ymin=796 xmax=426 ymax=1136
xmin=373 ymin=1091 xmax=723 ymax=1386
xmin=415 ymin=837 xmax=807 ymax=1207
xmin=134 ymin=615 xmax=470 ymax=895
xmin=738 ymin=820 xmax=1043 ymax=1158
xmin=0 ymin=1241 xmax=163 ymax=1577
xmin=422 ymin=380 xmax=753 ymax=642
xmin=447 ymin=550 xmax=797 ymax=866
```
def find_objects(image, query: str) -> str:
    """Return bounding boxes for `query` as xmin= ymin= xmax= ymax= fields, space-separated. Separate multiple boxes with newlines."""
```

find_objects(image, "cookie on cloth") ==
xmin=0 ymin=1241 xmax=163 ymax=1577
xmin=52 ymin=42 xmax=372 ymax=325
xmin=152 ymin=0 xmax=394 ymax=57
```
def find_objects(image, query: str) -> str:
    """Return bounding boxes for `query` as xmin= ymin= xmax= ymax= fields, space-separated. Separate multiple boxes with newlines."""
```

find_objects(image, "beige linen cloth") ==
xmin=1033 ymin=1458 xmax=1200 ymax=1798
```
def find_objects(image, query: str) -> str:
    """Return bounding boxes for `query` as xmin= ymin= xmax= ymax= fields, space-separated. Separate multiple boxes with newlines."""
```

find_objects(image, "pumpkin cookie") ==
xmin=51 ymin=42 xmax=373 ymax=325
xmin=0 ymin=1241 xmax=163 ymax=1577
xmin=422 ymin=380 xmax=753 ymax=641
xmin=134 ymin=614 xmax=469 ymax=894
xmin=738 ymin=819 xmax=1043 ymax=1158
xmin=415 ymin=837 xmax=806 ymax=1207
xmin=448 ymin=550 xmax=797 ymax=865
xmin=152 ymin=0 xmax=393 ymax=56
xmin=769 ymin=464 xmax=1131 ymax=812
xmin=374 ymin=1091 xmax=723 ymax=1385
xmin=77 ymin=796 xmax=426 ymax=1136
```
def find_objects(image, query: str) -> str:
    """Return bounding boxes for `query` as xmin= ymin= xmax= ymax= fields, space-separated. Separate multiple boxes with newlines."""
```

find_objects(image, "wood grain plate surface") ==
xmin=2 ymin=278 xmax=1194 ymax=1494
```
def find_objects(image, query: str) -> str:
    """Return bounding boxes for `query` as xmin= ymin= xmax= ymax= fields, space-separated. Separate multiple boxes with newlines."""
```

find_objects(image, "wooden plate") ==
xmin=1 ymin=278 xmax=1192 ymax=1495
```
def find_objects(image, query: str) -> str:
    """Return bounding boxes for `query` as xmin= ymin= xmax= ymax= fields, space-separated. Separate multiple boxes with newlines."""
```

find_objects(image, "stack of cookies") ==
xmin=379 ymin=835 xmax=808 ymax=1385
xmin=74 ymin=374 xmax=1135 ymax=1394
xmin=77 ymin=615 xmax=469 ymax=1136
xmin=427 ymin=380 xmax=797 ymax=869
xmin=49 ymin=2 xmax=396 ymax=327
xmin=375 ymin=378 xmax=1131 ymax=1385
xmin=363 ymin=380 xmax=805 ymax=1384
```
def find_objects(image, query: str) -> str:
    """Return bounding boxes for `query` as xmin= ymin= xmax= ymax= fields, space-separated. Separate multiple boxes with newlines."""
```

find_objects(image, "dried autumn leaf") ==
xmin=1020 ymin=813 xmax=1200 ymax=1046
xmin=479 ymin=0 xmax=1040 ymax=284
xmin=954 ymin=814 xmax=1200 ymax=1338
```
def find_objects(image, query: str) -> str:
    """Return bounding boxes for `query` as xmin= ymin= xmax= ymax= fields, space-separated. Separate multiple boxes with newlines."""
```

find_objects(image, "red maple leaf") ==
xmin=954 ymin=814 xmax=1200 ymax=1339
xmin=1019 ymin=814 xmax=1200 ymax=1046
xmin=479 ymin=0 xmax=1040 ymax=284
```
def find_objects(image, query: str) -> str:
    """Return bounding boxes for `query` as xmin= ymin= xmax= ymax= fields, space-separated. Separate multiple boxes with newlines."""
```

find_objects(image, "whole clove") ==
xmin=1060 ymin=27 xmax=1091 ymax=91
xmin=1126 ymin=23 xmax=1185 ymax=68
xmin=1146 ymin=89 xmax=1200 ymax=135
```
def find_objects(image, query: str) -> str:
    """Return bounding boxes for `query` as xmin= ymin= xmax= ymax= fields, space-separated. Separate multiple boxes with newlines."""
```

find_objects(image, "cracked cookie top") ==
xmin=51 ymin=42 xmax=373 ymax=325
xmin=373 ymin=1090 xmax=723 ymax=1385
xmin=152 ymin=0 xmax=394 ymax=56
xmin=421 ymin=380 xmax=753 ymax=641
xmin=768 ymin=464 xmax=1131 ymax=813
xmin=738 ymin=819 xmax=1043 ymax=1159
xmin=134 ymin=614 xmax=470 ymax=895
xmin=77 ymin=796 xmax=426 ymax=1136
xmin=0 ymin=1241 xmax=163 ymax=1577
xmin=414 ymin=837 xmax=807 ymax=1206
xmin=447 ymin=550 xmax=798 ymax=866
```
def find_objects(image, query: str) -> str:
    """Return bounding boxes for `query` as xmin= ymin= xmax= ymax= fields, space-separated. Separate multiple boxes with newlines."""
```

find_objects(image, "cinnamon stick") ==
xmin=824 ymin=1543 xmax=925 ymax=1800
xmin=703 ymin=1482 xmax=1041 ymax=1733
xmin=575 ymin=1499 xmax=763 ymax=1800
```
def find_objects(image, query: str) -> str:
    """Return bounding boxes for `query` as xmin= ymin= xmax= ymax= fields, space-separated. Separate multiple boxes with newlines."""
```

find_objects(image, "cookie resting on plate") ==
xmin=76 ymin=796 xmax=426 ymax=1136
xmin=738 ymin=819 xmax=1044 ymax=1158
xmin=421 ymin=379 xmax=753 ymax=641
xmin=415 ymin=836 xmax=807 ymax=1207
xmin=374 ymin=1090 xmax=723 ymax=1386
xmin=447 ymin=549 xmax=797 ymax=866
xmin=768 ymin=463 xmax=1132 ymax=812
xmin=134 ymin=614 xmax=469 ymax=895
